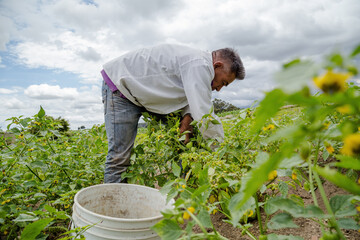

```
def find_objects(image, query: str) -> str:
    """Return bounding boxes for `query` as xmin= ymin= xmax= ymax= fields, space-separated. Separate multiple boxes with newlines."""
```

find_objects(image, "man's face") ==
xmin=212 ymin=64 xmax=236 ymax=91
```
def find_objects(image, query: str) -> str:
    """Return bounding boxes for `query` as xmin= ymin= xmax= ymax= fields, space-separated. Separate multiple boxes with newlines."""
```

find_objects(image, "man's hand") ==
xmin=179 ymin=114 xmax=193 ymax=144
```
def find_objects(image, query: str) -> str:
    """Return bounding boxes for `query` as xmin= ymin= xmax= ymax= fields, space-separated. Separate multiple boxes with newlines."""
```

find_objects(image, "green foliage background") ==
xmin=1 ymin=44 xmax=360 ymax=239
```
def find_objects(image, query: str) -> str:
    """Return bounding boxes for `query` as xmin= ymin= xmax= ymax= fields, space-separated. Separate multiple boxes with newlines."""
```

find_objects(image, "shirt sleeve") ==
xmin=180 ymin=60 xmax=224 ymax=142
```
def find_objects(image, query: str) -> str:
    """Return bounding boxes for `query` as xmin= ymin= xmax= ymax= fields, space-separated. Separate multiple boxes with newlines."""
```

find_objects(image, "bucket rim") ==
xmin=74 ymin=183 xmax=173 ymax=222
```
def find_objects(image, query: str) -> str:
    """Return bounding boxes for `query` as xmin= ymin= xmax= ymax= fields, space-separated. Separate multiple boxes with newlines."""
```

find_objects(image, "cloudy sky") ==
xmin=0 ymin=0 xmax=359 ymax=130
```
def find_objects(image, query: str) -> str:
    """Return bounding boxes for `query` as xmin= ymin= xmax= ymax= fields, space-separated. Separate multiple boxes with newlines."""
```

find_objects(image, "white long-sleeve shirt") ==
xmin=103 ymin=44 xmax=224 ymax=141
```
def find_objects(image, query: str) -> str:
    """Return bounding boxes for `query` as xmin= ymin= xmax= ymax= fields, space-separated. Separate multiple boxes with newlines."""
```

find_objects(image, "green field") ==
xmin=1 ymin=46 xmax=360 ymax=240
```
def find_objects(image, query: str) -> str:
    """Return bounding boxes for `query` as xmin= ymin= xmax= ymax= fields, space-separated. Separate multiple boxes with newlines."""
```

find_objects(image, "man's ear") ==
xmin=213 ymin=61 xmax=223 ymax=69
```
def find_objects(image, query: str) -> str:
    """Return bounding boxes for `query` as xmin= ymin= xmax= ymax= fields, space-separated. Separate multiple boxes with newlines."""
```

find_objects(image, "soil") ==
xmin=198 ymin=178 xmax=360 ymax=240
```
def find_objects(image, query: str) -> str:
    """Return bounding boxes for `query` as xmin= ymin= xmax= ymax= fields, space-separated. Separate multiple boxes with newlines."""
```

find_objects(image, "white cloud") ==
xmin=0 ymin=0 xmax=359 ymax=129
xmin=0 ymin=88 xmax=17 ymax=94
xmin=24 ymin=84 xmax=79 ymax=99
xmin=3 ymin=97 xmax=25 ymax=109
xmin=0 ymin=56 xmax=5 ymax=68
xmin=0 ymin=84 xmax=102 ymax=130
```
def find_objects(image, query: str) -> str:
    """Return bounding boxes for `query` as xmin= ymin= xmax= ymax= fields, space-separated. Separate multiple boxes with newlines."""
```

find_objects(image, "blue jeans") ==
xmin=102 ymin=82 xmax=144 ymax=183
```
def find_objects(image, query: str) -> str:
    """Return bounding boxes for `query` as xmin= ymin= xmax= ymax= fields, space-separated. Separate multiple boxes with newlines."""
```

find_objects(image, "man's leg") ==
xmin=102 ymin=82 xmax=143 ymax=183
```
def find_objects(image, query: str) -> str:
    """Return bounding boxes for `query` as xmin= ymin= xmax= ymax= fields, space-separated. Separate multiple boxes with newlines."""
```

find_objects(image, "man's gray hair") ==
xmin=214 ymin=48 xmax=245 ymax=80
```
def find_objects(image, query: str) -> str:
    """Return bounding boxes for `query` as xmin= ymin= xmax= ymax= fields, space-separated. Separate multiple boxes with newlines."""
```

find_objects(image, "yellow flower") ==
xmin=27 ymin=148 xmax=34 ymax=152
xmin=247 ymin=210 xmax=254 ymax=217
xmin=212 ymin=209 xmax=218 ymax=215
xmin=322 ymin=122 xmax=330 ymax=130
xmin=181 ymin=184 xmax=186 ymax=189
xmin=313 ymin=70 xmax=351 ymax=94
xmin=268 ymin=124 xmax=275 ymax=130
xmin=18 ymin=134 xmax=24 ymax=139
xmin=356 ymin=206 xmax=360 ymax=212
xmin=188 ymin=206 xmax=195 ymax=214
xmin=341 ymin=133 xmax=360 ymax=156
xmin=263 ymin=124 xmax=275 ymax=131
xmin=209 ymin=195 xmax=217 ymax=204
xmin=326 ymin=145 xmax=335 ymax=154
xmin=336 ymin=104 xmax=352 ymax=114
xmin=291 ymin=173 xmax=297 ymax=180
xmin=268 ymin=170 xmax=277 ymax=181
xmin=183 ymin=207 xmax=195 ymax=220
xmin=183 ymin=211 xmax=190 ymax=220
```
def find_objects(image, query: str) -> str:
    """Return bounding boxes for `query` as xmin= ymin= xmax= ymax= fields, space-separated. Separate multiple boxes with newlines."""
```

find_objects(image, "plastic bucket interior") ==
xmin=72 ymin=183 xmax=174 ymax=240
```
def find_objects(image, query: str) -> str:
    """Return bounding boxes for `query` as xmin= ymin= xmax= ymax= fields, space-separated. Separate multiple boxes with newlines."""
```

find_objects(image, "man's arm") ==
xmin=180 ymin=60 xmax=224 ymax=142
xmin=179 ymin=113 xmax=193 ymax=144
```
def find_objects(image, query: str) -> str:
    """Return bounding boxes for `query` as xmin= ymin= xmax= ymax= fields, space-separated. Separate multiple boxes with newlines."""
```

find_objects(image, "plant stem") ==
xmin=243 ymin=132 xmax=260 ymax=150
xmin=187 ymin=211 xmax=208 ymax=238
xmin=26 ymin=164 xmax=43 ymax=182
xmin=308 ymin=161 xmax=319 ymax=207
xmin=254 ymin=192 xmax=264 ymax=235
xmin=313 ymin=171 xmax=346 ymax=240
xmin=46 ymin=137 xmax=56 ymax=153
xmin=222 ymin=218 xmax=257 ymax=240
xmin=62 ymin=168 xmax=72 ymax=182
xmin=314 ymin=139 xmax=322 ymax=165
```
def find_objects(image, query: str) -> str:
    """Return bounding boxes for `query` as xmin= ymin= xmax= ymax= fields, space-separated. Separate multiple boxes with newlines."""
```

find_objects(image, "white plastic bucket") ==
xmin=72 ymin=183 xmax=174 ymax=240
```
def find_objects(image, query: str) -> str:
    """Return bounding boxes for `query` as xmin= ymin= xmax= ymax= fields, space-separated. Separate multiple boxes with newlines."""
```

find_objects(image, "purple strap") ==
xmin=101 ymin=70 xmax=127 ymax=99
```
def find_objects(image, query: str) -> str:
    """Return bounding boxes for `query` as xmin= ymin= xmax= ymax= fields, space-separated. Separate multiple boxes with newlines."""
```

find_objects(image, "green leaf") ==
xmin=192 ymin=184 xmax=211 ymax=200
xmin=350 ymin=44 xmax=360 ymax=58
xmin=44 ymin=205 xmax=57 ymax=213
xmin=159 ymin=180 xmax=175 ymax=195
xmin=347 ymin=65 xmax=358 ymax=75
xmin=334 ymin=155 xmax=360 ymax=170
xmin=302 ymin=205 xmax=326 ymax=218
xmin=228 ymin=192 xmax=255 ymax=224
xmin=329 ymin=195 xmax=357 ymax=218
xmin=198 ymin=208 xmax=212 ymax=228
xmin=37 ymin=106 xmax=45 ymax=118
xmin=265 ymin=198 xmax=301 ymax=216
xmin=231 ymin=145 xmax=293 ymax=215
xmin=283 ymin=59 xmax=301 ymax=69
xmin=278 ymin=155 xmax=305 ymax=169
xmin=274 ymin=60 xmax=318 ymax=94
xmin=329 ymin=53 xmax=343 ymax=67
xmin=278 ymin=181 xmax=288 ymax=197
xmin=268 ymin=234 xmax=304 ymax=240
xmin=267 ymin=213 xmax=298 ymax=229
xmin=20 ymin=218 xmax=53 ymax=240
xmin=210 ymin=119 xmax=220 ymax=125
xmin=14 ymin=213 xmax=39 ymax=222
xmin=337 ymin=218 xmax=360 ymax=230
xmin=286 ymin=89 xmax=318 ymax=107
xmin=151 ymin=219 xmax=183 ymax=240
xmin=265 ymin=197 xmax=325 ymax=218
xmin=198 ymin=166 xmax=209 ymax=186
xmin=250 ymin=89 xmax=287 ymax=134
xmin=314 ymin=166 xmax=360 ymax=195
xmin=172 ymin=162 xmax=181 ymax=177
